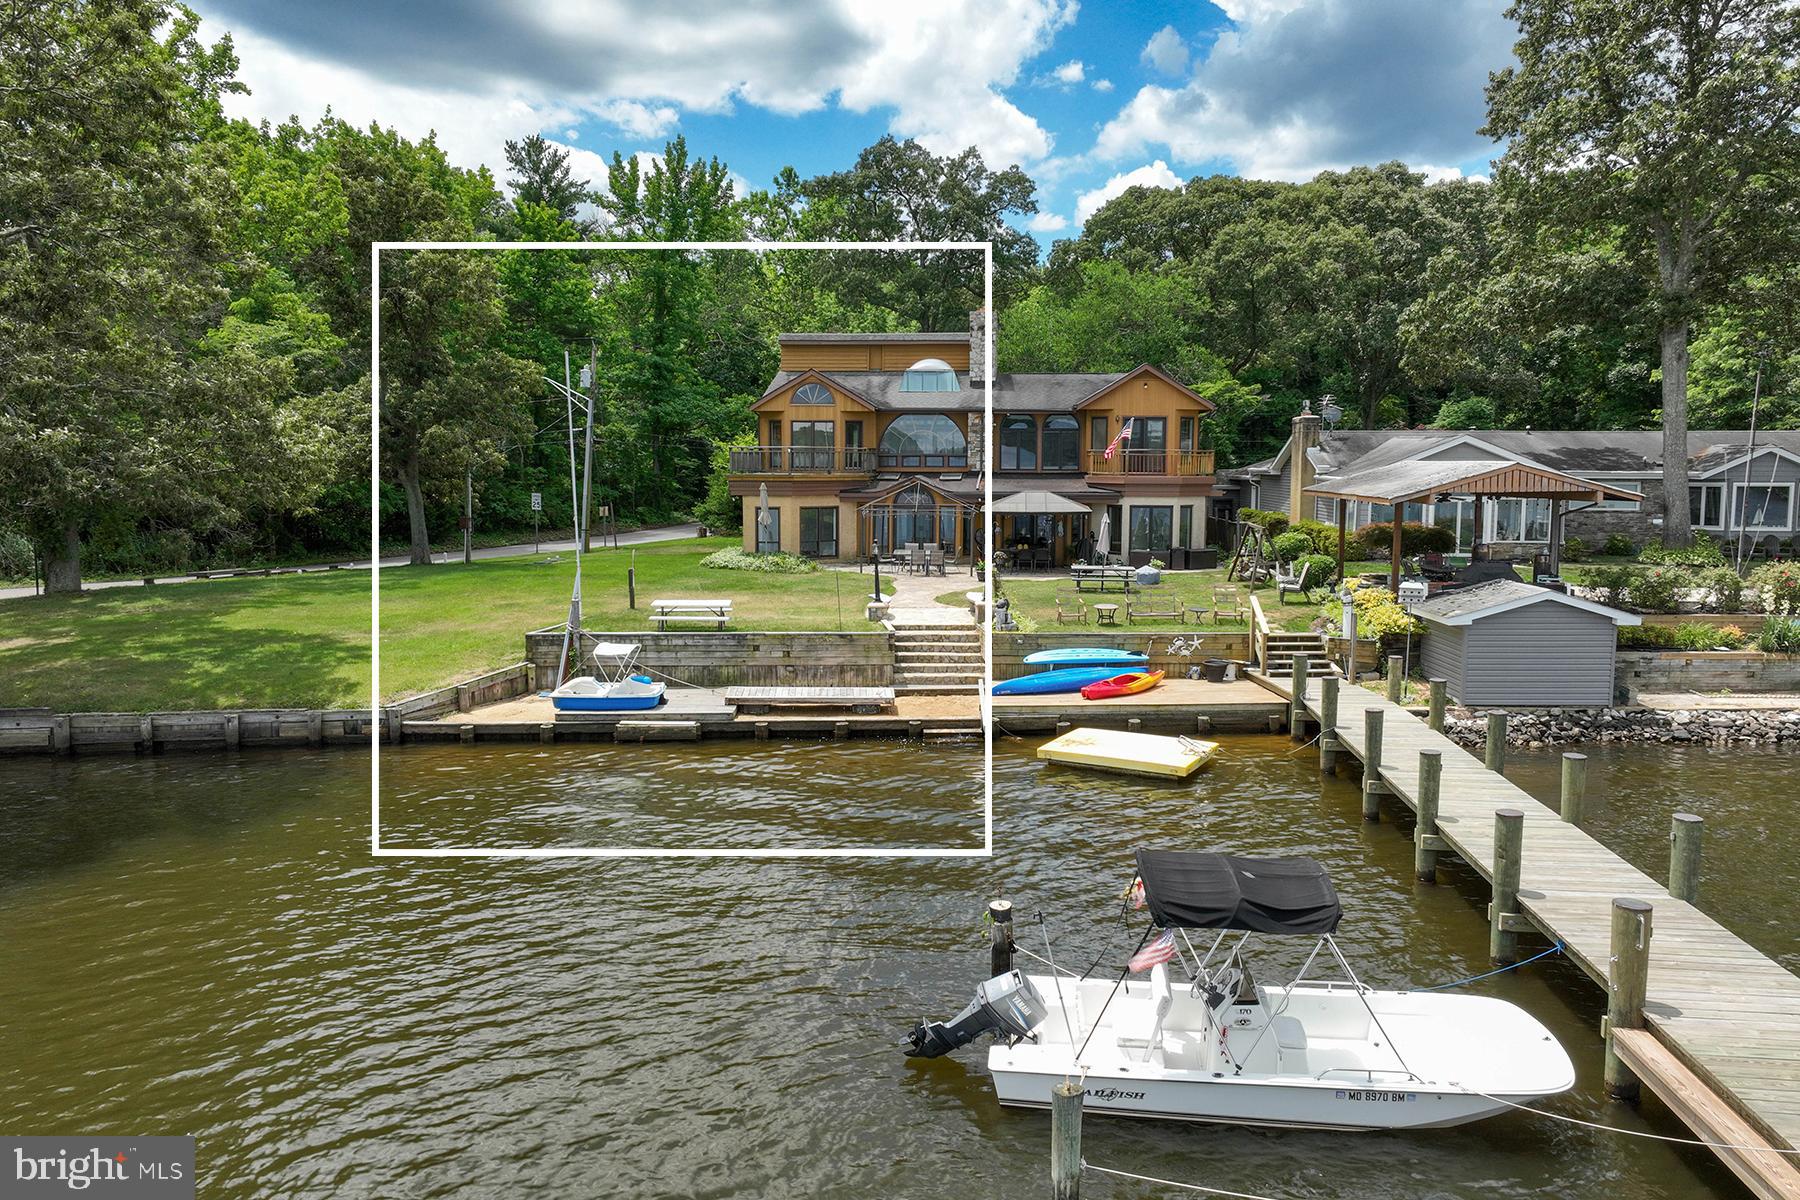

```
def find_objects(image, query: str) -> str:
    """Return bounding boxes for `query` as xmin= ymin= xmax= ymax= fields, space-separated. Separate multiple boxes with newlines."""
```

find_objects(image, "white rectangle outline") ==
xmin=369 ymin=240 xmax=993 ymax=858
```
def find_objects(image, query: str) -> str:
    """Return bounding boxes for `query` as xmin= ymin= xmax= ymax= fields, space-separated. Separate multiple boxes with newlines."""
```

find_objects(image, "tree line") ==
xmin=3 ymin=0 xmax=1795 ymax=590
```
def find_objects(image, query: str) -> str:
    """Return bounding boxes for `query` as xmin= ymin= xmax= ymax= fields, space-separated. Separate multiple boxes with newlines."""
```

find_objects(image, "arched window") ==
xmin=879 ymin=414 xmax=967 ymax=468
xmin=1041 ymin=414 xmax=1079 ymax=470
xmin=1000 ymin=414 xmax=1038 ymax=470
xmin=792 ymin=382 xmax=833 ymax=405
xmin=899 ymin=357 xmax=960 ymax=392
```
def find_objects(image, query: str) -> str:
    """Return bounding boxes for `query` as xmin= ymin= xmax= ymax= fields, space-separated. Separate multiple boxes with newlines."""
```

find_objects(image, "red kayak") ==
xmin=1080 ymin=670 xmax=1165 ymax=700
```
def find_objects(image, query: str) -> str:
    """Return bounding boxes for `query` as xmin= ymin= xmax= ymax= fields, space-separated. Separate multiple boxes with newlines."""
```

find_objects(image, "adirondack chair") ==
xmin=1054 ymin=590 xmax=1087 ymax=625
xmin=1275 ymin=560 xmax=1313 ymax=601
xmin=1210 ymin=585 xmax=1250 ymax=624
xmin=1128 ymin=585 xmax=1183 ymax=623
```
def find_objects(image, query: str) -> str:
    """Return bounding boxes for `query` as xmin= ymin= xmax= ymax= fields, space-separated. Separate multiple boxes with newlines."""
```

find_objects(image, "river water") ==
xmin=1 ymin=738 xmax=1792 ymax=1198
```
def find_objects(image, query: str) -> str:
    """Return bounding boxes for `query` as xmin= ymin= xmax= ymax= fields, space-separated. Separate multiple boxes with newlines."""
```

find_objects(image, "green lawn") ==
xmin=0 ymin=538 xmax=896 ymax=711
xmin=996 ymin=563 xmax=1395 ymax=633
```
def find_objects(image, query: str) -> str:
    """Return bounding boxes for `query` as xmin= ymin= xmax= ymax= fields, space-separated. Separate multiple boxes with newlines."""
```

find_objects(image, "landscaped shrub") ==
xmin=1239 ymin=508 xmax=1290 ymax=536
xmin=699 ymin=548 xmax=820 ymax=574
xmin=1322 ymin=579 xmax=1420 ymax=638
xmin=1749 ymin=561 xmax=1800 ymax=615
xmin=1699 ymin=566 xmax=1747 ymax=612
xmin=0 ymin=529 xmax=32 ymax=580
xmin=1561 ymin=535 xmax=1589 ymax=563
xmin=1586 ymin=564 xmax=1637 ymax=607
xmin=1671 ymin=621 xmax=1747 ymax=650
xmin=1639 ymin=538 xmax=1725 ymax=568
xmin=1618 ymin=624 xmax=1678 ymax=649
xmin=1601 ymin=533 xmax=1637 ymax=557
xmin=1293 ymin=553 xmax=1337 ymax=589
xmin=1270 ymin=531 xmax=1311 ymax=563
xmin=1758 ymin=617 xmax=1800 ymax=654
xmin=1290 ymin=518 xmax=1341 ymax=557
xmin=1625 ymin=565 xmax=1687 ymax=613
xmin=1351 ymin=521 xmax=1456 ymax=558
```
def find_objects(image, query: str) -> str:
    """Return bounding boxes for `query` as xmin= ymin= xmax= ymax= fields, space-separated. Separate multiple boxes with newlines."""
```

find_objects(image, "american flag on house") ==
xmin=1103 ymin=417 xmax=1133 ymax=461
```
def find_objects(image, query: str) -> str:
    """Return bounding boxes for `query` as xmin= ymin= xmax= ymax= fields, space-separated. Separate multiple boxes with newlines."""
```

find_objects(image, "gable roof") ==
xmin=755 ymin=369 xmax=924 ymax=412
xmin=1070 ymin=364 xmax=1217 ymax=413
xmin=1408 ymin=579 xmax=1640 ymax=626
xmin=1307 ymin=458 xmax=1642 ymax=505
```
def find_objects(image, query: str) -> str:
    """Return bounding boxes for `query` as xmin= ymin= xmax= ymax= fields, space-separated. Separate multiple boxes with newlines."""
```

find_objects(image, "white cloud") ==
xmin=564 ymin=129 xmax=579 ymax=140
xmin=593 ymin=99 xmax=680 ymax=140
xmin=1094 ymin=0 xmax=1512 ymax=181
xmin=1053 ymin=59 xmax=1085 ymax=84
xmin=1141 ymin=25 xmax=1190 ymax=75
xmin=1026 ymin=211 xmax=1070 ymax=232
xmin=1092 ymin=78 xmax=1114 ymax=93
xmin=1075 ymin=160 xmax=1182 ymax=223
xmin=203 ymin=0 xmax=1077 ymax=175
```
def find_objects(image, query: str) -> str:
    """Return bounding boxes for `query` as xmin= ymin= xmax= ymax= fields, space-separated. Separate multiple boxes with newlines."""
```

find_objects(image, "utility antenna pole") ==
xmin=462 ymin=465 xmax=473 ymax=565
xmin=581 ymin=340 xmax=597 ymax=554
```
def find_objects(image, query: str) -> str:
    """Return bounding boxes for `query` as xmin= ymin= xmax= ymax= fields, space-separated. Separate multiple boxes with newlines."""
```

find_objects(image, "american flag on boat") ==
xmin=1103 ymin=418 xmax=1133 ymax=461
xmin=1129 ymin=929 xmax=1177 ymax=974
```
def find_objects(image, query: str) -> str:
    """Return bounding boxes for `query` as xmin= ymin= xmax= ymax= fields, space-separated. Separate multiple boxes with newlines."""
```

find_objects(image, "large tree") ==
xmin=1484 ymin=0 xmax=1800 ymax=546
xmin=0 ymin=0 xmax=312 ymax=590
xmin=504 ymin=133 xmax=598 ymax=233
xmin=379 ymin=247 xmax=539 ymax=563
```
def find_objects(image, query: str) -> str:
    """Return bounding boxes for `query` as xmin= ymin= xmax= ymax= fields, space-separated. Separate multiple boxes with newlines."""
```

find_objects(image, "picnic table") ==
xmin=1069 ymin=564 xmax=1136 ymax=593
xmin=722 ymin=686 xmax=895 ymax=715
xmin=650 ymin=598 xmax=733 ymax=629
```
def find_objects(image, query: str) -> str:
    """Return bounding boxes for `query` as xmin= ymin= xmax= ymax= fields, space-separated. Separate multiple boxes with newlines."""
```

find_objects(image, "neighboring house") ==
xmin=1223 ymin=408 xmax=1800 ymax=557
xmin=727 ymin=311 xmax=1223 ymax=565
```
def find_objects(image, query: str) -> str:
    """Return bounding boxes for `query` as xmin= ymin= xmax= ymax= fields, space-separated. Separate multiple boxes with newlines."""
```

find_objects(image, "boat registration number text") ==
xmin=1335 ymin=1090 xmax=1418 ymax=1103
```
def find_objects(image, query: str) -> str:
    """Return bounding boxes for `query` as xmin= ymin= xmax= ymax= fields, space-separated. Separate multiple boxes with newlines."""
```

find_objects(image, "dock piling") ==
xmin=1560 ymin=752 xmax=1589 ymax=824
xmin=223 ymin=714 xmax=240 ymax=751
xmin=755 ymin=721 xmax=770 ymax=741
xmin=1484 ymin=712 xmax=1507 ymax=773
xmin=1127 ymin=717 xmax=1142 ymax=733
xmin=51 ymin=716 xmax=71 ymax=756
xmin=1318 ymin=674 xmax=1339 ymax=773
xmin=1385 ymin=654 xmax=1404 ymax=704
xmin=1604 ymin=897 xmax=1654 ymax=1100
xmin=538 ymin=722 xmax=556 ymax=745
xmin=1670 ymin=813 xmax=1703 ymax=903
xmin=458 ymin=724 xmax=474 ymax=745
xmin=833 ymin=720 xmax=849 ymax=741
xmin=307 ymin=711 xmax=324 ymax=747
xmin=1290 ymin=653 xmax=1310 ymax=739
xmin=1415 ymin=750 xmax=1443 ymax=882
xmin=1361 ymin=708 xmax=1384 ymax=821
xmin=1050 ymin=1081 xmax=1084 ymax=1200
xmin=988 ymin=900 xmax=1014 ymax=977
xmin=1427 ymin=678 xmax=1446 ymax=732
xmin=1490 ymin=808 xmax=1524 ymax=963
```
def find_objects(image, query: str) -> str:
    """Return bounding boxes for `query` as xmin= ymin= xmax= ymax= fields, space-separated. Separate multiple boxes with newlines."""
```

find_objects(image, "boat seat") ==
xmin=1115 ymin=965 xmax=1174 ymax=1061
xmin=1270 ymin=1014 xmax=1309 ymax=1074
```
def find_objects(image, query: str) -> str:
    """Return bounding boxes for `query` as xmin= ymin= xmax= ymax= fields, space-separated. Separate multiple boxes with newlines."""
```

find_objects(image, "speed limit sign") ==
xmin=530 ymin=492 xmax=542 ymax=511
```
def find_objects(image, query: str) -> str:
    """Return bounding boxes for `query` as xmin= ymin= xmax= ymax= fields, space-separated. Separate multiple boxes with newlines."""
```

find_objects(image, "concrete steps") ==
xmin=891 ymin=624 xmax=983 ymax=692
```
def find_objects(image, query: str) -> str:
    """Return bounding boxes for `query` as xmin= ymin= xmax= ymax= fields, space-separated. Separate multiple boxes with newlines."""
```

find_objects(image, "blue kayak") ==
xmin=1021 ymin=647 xmax=1149 ymax=668
xmin=991 ymin=666 xmax=1124 ymax=696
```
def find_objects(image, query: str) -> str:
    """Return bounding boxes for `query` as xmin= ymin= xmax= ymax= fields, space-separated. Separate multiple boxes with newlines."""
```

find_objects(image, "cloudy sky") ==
xmin=193 ymin=0 xmax=1517 ymax=243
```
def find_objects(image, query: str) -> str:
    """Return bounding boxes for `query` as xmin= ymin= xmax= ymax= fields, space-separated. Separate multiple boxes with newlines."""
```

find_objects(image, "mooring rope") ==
xmin=1453 ymin=1087 xmax=1800 ymax=1155
xmin=1415 ymin=941 xmax=1564 ymax=991
xmin=1082 ymin=1161 xmax=1286 ymax=1199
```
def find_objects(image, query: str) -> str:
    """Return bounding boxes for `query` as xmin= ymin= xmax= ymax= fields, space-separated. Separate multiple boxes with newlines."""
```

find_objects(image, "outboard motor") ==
xmin=903 ymin=970 xmax=1048 ymax=1058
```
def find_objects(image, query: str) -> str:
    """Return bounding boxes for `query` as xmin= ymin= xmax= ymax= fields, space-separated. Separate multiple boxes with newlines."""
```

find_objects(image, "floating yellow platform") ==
xmin=1036 ymin=727 xmax=1219 ymax=779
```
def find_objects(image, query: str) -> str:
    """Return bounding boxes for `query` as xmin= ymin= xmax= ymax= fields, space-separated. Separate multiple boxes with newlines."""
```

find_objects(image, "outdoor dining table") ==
xmin=1069 ymin=564 xmax=1136 ymax=593
xmin=650 ymin=598 xmax=734 ymax=629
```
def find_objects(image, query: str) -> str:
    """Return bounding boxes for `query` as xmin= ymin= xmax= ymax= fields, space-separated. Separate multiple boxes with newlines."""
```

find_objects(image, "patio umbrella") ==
xmin=755 ymin=482 xmax=771 ymax=551
xmin=990 ymin=490 xmax=1089 ymax=514
xmin=1094 ymin=509 xmax=1112 ymax=565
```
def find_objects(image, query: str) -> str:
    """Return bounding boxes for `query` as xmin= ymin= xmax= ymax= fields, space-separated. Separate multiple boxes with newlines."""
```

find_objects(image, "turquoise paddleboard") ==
xmin=1021 ymin=647 xmax=1149 ymax=667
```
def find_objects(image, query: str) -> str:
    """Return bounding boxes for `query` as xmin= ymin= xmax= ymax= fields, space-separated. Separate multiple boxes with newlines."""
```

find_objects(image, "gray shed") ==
xmin=1410 ymin=580 xmax=1640 ymax=706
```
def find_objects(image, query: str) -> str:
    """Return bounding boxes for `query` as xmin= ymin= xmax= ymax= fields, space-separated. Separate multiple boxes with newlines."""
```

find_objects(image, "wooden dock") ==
xmin=992 ymin=677 xmax=1286 ymax=734
xmin=1258 ymin=671 xmax=1800 ymax=1199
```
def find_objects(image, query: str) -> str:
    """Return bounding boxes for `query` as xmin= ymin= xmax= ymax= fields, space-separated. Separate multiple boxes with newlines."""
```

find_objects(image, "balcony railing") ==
xmin=728 ymin=446 xmax=878 ymax=474
xmin=1085 ymin=448 xmax=1215 ymax=476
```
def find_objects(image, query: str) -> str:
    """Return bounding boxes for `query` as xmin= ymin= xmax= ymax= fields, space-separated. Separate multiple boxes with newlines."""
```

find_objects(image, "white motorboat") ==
xmin=904 ymin=849 xmax=1575 ymax=1132
xmin=549 ymin=642 xmax=667 ymax=712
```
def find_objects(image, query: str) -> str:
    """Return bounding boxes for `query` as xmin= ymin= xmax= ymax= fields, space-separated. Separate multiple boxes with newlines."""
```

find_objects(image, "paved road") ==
xmin=0 ymin=523 xmax=703 ymax=601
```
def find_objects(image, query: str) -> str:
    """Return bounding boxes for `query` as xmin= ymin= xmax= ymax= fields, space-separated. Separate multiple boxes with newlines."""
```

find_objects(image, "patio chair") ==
xmin=1211 ymin=585 xmax=1249 ymax=624
xmin=1054 ymin=590 xmax=1087 ymax=625
xmin=925 ymin=544 xmax=946 ymax=576
xmin=1276 ymin=560 xmax=1314 ymax=602
xmin=1128 ymin=585 xmax=1183 ymax=624
xmin=906 ymin=544 xmax=926 ymax=574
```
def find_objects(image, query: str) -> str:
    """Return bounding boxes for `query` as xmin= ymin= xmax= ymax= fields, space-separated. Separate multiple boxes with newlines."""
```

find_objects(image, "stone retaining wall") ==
xmin=1616 ymin=650 xmax=1800 ymax=695
xmin=524 ymin=628 xmax=893 ymax=688
xmin=1442 ymin=706 xmax=1800 ymax=748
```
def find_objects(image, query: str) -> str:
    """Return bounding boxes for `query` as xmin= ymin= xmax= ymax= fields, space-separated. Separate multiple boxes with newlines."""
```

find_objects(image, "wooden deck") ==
xmin=992 ymin=676 xmax=1286 ymax=734
xmin=404 ymin=691 xmax=978 ymax=743
xmin=1259 ymin=672 xmax=1800 ymax=1199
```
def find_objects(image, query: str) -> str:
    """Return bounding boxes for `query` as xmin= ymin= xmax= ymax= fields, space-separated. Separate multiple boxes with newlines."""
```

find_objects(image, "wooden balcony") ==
xmin=1085 ymin=448 xmax=1215 ymax=477
xmin=728 ymin=446 xmax=877 ymax=475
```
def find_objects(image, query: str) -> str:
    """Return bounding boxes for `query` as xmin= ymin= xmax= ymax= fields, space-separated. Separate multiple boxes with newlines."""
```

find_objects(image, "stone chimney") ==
xmin=968 ymin=308 xmax=988 ymax=382
xmin=1288 ymin=397 xmax=1322 ymax=518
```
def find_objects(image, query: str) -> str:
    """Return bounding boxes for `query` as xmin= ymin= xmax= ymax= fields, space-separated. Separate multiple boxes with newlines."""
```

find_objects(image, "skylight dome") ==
xmin=900 ymin=358 xmax=959 ymax=392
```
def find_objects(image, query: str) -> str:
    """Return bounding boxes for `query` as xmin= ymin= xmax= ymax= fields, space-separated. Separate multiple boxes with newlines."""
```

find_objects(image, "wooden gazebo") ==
xmin=1305 ymin=458 xmax=1643 ymax=593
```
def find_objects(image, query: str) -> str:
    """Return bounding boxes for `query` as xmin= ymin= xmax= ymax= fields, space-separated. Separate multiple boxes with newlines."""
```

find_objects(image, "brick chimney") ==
xmin=1288 ymin=397 xmax=1322 ymax=518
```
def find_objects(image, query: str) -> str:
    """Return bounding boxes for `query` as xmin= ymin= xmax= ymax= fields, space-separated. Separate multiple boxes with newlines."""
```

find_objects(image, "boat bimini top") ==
xmin=1133 ymin=849 xmax=1341 ymax=935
